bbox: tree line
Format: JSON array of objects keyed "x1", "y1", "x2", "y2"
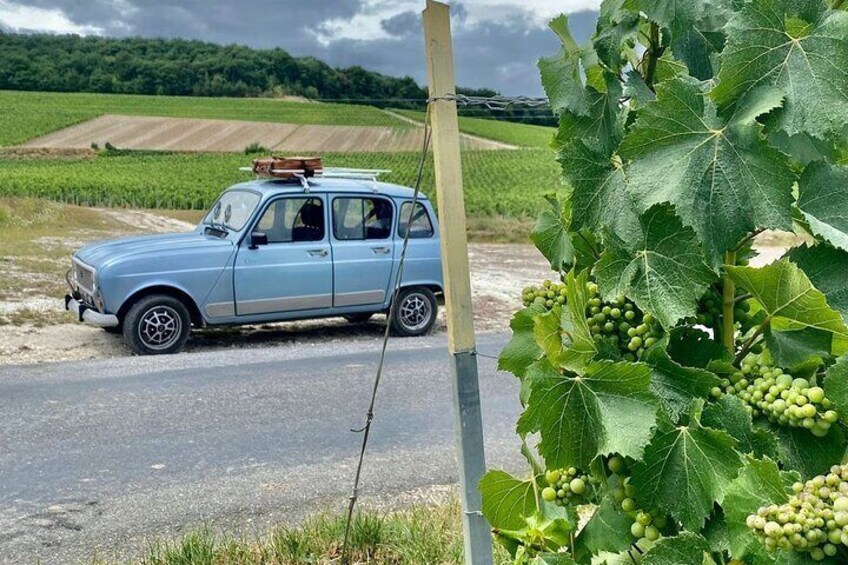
[{"x1": 0, "y1": 32, "x2": 554, "y2": 125}]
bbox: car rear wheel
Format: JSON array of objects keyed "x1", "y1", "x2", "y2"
[
  {"x1": 123, "y1": 294, "x2": 191, "y2": 355},
  {"x1": 390, "y1": 287, "x2": 437, "y2": 337}
]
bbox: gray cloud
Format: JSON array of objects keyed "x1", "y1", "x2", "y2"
[
  {"x1": 2, "y1": 0, "x2": 598, "y2": 96},
  {"x1": 381, "y1": 11, "x2": 419, "y2": 37}
]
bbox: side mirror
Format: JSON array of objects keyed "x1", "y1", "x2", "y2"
[{"x1": 249, "y1": 232, "x2": 268, "y2": 249}]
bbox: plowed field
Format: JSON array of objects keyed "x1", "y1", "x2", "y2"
[{"x1": 23, "y1": 114, "x2": 510, "y2": 153}]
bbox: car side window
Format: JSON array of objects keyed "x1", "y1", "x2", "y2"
[
  {"x1": 255, "y1": 197, "x2": 325, "y2": 243},
  {"x1": 398, "y1": 202, "x2": 435, "y2": 239},
  {"x1": 332, "y1": 197, "x2": 393, "y2": 240}
]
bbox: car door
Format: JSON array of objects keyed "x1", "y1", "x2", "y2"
[
  {"x1": 233, "y1": 196, "x2": 332, "y2": 315},
  {"x1": 330, "y1": 196, "x2": 395, "y2": 307}
]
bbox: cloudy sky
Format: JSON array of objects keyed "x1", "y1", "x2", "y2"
[{"x1": 0, "y1": 0, "x2": 600, "y2": 96}]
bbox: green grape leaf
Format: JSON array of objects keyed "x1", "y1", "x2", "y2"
[
  {"x1": 764, "y1": 326, "x2": 832, "y2": 369},
  {"x1": 824, "y1": 356, "x2": 848, "y2": 425},
  {"x1": 702, "y1": 395, "x2": 778, "y2": 459},
  {"x1": 620, "y1": 77, "x2": 796, "y2": 266},
  {"x1": 797, "y1": 162, "x2": 848, "y2": 252},
  {"x1": 594, "y1": 204, "x2": 717, "y2": 328},
  {"x1": 727, "y1": 259, "x2": 848, "y2": 340},
  {"x1": 594, "y1": 7, "x2": 641, "y2": 71},
  {"x1": 555, "y1": 73, "x2": 627, "y2": 156},
  {"x1": 655, "y1": 0, "x2": 734, "y2": 80},
  {"x1": 574, "y1": 497, "x2": 635, "y2": 558},
  {"x1": 479, "y1": 470, "x2": 537, "y2": 531},
  {"x1": 667, "y1": 327, "x2": 734, "y2": 369},
  {"x1": 723, "y1": 456, "x2": 790, "y2": 562},
  {"x1": 701, "y1": 508, "x2": 731, "y2": 555},
  {"x1": 641, "y1": 532, "x2": 711, "y2": 565},
  {"x1": 774, "y1": 424, "x2": 847, "y2": 477},
  {"x1": 643, "y1": 346, "x2": 722, "y2": 420},
  {"x1": 532, "y1": 194, "x2": 576, "y2": 271},
  {"x1": 788, "y1": 244, "x2": 848, "y2": 323},
  {"x1": 558, "y1": 141, "x2": 640, "y2": 240},
  {"x1": 518, "y1": 360, "x2": 657, "y2": 469},
  {"x1": 499, "y1": 304, "x2": 545, "y2": 379},
  {"x1": 631, "y1": 407, "x2": 743, "y2": 530},
  {"x1": 540, "y1": 15, "x2": 592, "y2": 116},
  {"x1": 623, "y1": 70, "x2": 655, "y2": 107},
  {"x1": 623, "y1": 0, "x2": 703, "y2": 40},
  {"x1": 558, "y1": 270, "x2": 600, "y2": 371},
  {"x1": 535, "y1": 305, "x2": 567, "y2": 365},
  {"x1": 713, "y1": 0, "x2": 848, "y2": 140}
]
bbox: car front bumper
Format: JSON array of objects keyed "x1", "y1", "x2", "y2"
[{"x1": 64, "y1": 295, "x2": 120, "y2": 328}]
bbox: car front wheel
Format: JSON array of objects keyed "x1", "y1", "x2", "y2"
[
  {"x1": 390, "y1": 287, "x2": 438, "y2": 337},
  {"x1": 123, "y1": 294, "x2": 192, "y2": 355}
]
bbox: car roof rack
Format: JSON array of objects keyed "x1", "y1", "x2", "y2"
[{"x1": 240, "y1": 164, "x2": 392, "y2": 192}]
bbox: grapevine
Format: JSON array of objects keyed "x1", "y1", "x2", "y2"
[{"x1": 481, "y1": 0, "x2": 848, "y2": 564}]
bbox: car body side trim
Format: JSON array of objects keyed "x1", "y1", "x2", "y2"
[
  {"x1": 334, "y1": 289, "x2": 386, "y2": 307},
  {"x1": 205, "y1": 302, "x2": 236, "y2": 318},
  {"x1": 236, "y1": 294, "x2": 332, "y2": 315}
]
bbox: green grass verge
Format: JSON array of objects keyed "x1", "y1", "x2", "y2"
[
  {"x1": 392, "y1": 109, "x2": 556, "y2": 148},
  {"x1": 91, "y1": 501, "x2": 512, "y2": 565},
  {"x1": 0, "y1": 149, "x2": 562, "y2": 218},
  {"x1": 0, "y1": 90, "x2": 409, "y2": 147}
]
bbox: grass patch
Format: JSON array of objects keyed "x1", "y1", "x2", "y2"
[
  {"x1": 91, "y1": 501, "x2": 512, "y2": 565},
  {"x1": 0, "y1": 149, "x2": 562, "y2": 219},
  {"x1": 0, "y1": 90, "x2": 409, "y2": 147},
  {"x1": 392, "y1": 109, "x2": 556, "y2": 148}
]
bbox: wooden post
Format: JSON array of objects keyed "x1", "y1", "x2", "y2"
[{"x1": 423, "y1": 2, "x2": 493, "y2": 564}]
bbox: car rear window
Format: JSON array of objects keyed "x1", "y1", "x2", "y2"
[
  {"x1": 332, "y1": 197, "x2": 393, "y2": 240},
  {"x1": 398, "y1": 202, "x2": 435, "y2": 239}
]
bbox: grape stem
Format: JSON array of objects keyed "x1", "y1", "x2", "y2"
[
  {"x1": 734, "y1": 228, "x2": 765, "y2": 252},
  {"x1": 735, "y1": 320, "x2": 769, "y2": 365},
  {"x1": 735, "y1": 293, "x2": 753, "y2": 305},
  {"x1": 722, "y1": 251, "x2": 737, "y2": 355},
  {"x1": 642, "y1": 22, "x2": 664, "y2": 90}
]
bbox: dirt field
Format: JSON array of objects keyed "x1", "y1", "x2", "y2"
[
  {"x1": 0, "y1": 203, "x2": 552, "y2": 365},
  {"x1": 22, "y1": 114, "x2": 511, "y2": 153}
]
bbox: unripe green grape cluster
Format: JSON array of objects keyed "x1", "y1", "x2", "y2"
[
  {"x1": 541, "y1": 467, "x2": 597, "y2": 506},
  {"x1": 585, "y1": 283, "x2": 664, "y2": 361},
  {"x1": 607, "y1": 456, "x2": 667, "y2": 545},
  {"x1": 748, "y1": 464, "x2": 848, "y2": 560},
  {"x1": 717, "y1": 354, "x2": 838, "y2": 437},
  {"x1": 522, "y1": 280, "x2": 567, "y2": 309},
  {"x1": 522, "y1": 280, "x2": 664, "y2": 361}
]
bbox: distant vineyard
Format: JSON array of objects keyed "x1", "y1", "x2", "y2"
[
  {"x1": 392, "y1": 109, "x2": 555, "y2": 148},
  {"x1": 0, "y1": 90, "x2": 408, "y2": 147},
  {"x1": 0, "y1": 149, "x2": 561, "y2": 218}
]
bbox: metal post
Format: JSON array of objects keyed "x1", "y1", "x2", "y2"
[{"x1": 423, "y1": 2, "x2": 493, "y2": 564}]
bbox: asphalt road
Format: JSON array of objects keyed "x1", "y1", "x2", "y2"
[{"x1": 0, "y1": 331, "x2": 524, "y2": 565}]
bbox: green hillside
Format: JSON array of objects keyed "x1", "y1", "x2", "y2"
[{"x1": 0, "y1": 90, "x2": 407, "y2": 147}]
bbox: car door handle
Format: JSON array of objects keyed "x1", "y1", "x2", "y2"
[
  {"x1": 307, "y1": 249, "x2": 328, "y2": 257},
  {"x1": 371, "y1": 246, "x2": 391, "y2": 255}
]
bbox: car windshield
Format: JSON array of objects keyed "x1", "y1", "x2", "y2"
[{"x1": 203, "y1": 190, "x2": 261, "y2": 231}]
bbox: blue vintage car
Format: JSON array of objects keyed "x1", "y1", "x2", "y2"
[{"x1": 65, "y1": 174, "x2": 444, "y2": 355}]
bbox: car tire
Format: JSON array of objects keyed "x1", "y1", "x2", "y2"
[
  {"x1": 390, "y1": 287, "x2": 438, "y2": 337},
  {"x1": 344, "y1": 313, "x2": 374, "y2": 324},
  {"x1": 123, "y1": 294, "x2": 192, "y2": 355}
]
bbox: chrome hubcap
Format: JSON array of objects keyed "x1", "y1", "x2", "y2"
[
  {"x1": 399, "y1": 293, "x2": 431, "y2": 331},
  {"x1": 138, "y1": 306, "x2": 182, "y2": 350}
]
